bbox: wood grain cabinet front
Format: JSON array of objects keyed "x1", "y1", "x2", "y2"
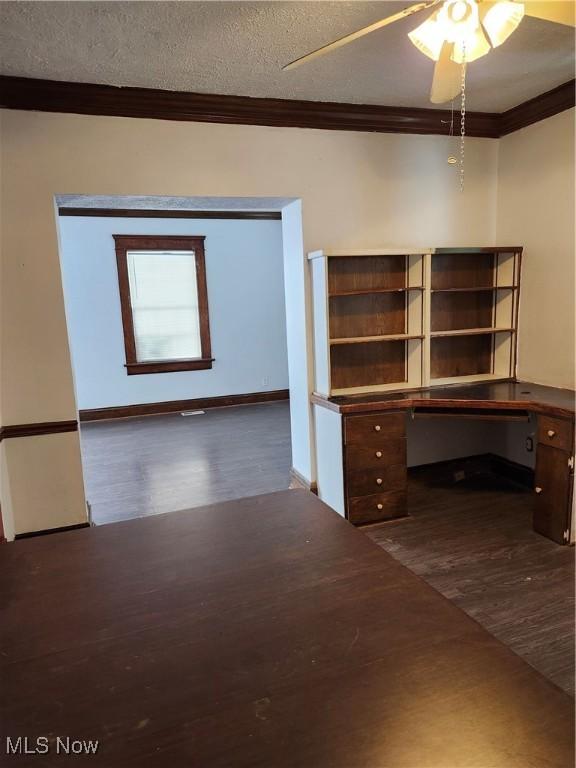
[
  {"x1": 344, "y1": 411, "x2": 409, "y2": 525},
  {"x1": 345, "y1": 412, "x2": 406, "y2": 445},
  {"x1": 537, "y1": 415, "x2": 574, "y2": 453},
  {"x1": 345, "y1": 440, "x2": 407, "y2": 471},
  {"x1": 346, "y1": 465, "x2": 407, "y2": 497},
  {"x1": 348, "y1": 491, "x2": 407, "y2": 525},
  {"x1": 534, "y1": 442, "x2": 573, "y2": 544}
]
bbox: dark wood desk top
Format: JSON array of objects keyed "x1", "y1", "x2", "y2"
[
  {"x1": 313, "y1": 380, "x2": 576, "y2": 418},
  {"x1": 1, "y1": 490, "x2": 573, "y2": 767}
]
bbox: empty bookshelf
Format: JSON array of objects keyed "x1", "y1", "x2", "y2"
[{"x1": 309, "y1": 246, "x2": 522, "y2": 396}]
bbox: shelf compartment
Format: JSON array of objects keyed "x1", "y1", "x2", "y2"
[
  {"x1": 430, "y1": 334, "x2": 493, "y2": 379},
  {"x1": 329, "y1": 292, "x2": 406, "y2": 339},
  {"x1": 328, "y1": 255, "x2": 406, "y2": 294},
  {"x1": 431, "y1": 252, "x2": 495, "y2": 290},
  {"x1": 431, "y1": 290, "x2": 494, "y2": 332},
  {"x1": 330, "y1": 334, "x2": 423, "y2": 345},
  {"x1": 331, "y1": 339, "x2": 406, "y2": 391},
  {"x1": 430, "y1": 328, "x2": 515, "y2": 337}
]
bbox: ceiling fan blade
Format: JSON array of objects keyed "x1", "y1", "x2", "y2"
[
  {"x1": 283, "y1": 1, "x2": 440, "y2": 71},
  {"x1": 430, "y1": 42, "x2": 462, "y2": 104},
  {"x1": 524, "y1": 1, "x2": 575, "y2": 26}
]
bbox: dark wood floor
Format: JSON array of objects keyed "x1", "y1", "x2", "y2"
[
  {"x1": 366, "y1": 469, "x2": 575, "y2": 696},
  {"x1": 80, "y1": 403, "x2": 574, "y2": 696},
  {"x1": 3, "y1": 491, "x2": 573, "y2": 767},
  {"x1": 80, "y1": 401, "x2": 292, "y2": 525}
]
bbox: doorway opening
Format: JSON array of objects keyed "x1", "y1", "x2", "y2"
[{"x1": 56, "y1": 194, "x2": 307, "y2": 525}]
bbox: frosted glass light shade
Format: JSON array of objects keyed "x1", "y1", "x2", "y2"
[
  {"x1": 408, "y1": 12, "x2": 445, "y2": 61},
  {"x1": 482, "y1": 1, "x2": 525, "y2": 47},
  {"x1": 437, "y1": 0, "x2": 480, "y2": 41}
]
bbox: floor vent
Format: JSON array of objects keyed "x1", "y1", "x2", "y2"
[{"x1": 180, "y1": 410, "x2": 206, "y2": 416}]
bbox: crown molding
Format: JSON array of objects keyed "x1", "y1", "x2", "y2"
[
  {"x1": 499, "y1": 80, "x2": 575, "y2": 136},
  {"x1": 0, "y1": 76, "x2": 573, "y2": 138},
  {"x1": 0, "y1": 75, "x2": 500, "y2": 137}
]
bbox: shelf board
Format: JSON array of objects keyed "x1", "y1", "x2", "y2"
[
  {"x1": 431, "y1": 328, "x2": 515, "y2": 338},
  {"x1": 331, "y1": 382, "x2": 413, "y2": 396},
  {"x1": 431, "y1": 286, "x2": 517, "y2": 293},
  {"x1": 429, "y1": 374, "x2": 513, "y2": 387},
  {"x1": 329, "y1": 286, "x2": 424, "y2": 297},
  {"x1": 330, "y1": 333, "x2": 423, "y2": 345}
]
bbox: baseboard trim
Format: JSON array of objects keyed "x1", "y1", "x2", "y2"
[
  {"x1": 15, "y1": 522, "x2": 91, "y2": 540},
  {"x1": 0, "y1": 420, "x2": 78, "y2": 441},
  {"x1": 488, "y1": 454, "x2": 534, "y2": 489},
  {"x1": 289, "y1": 467, "x2": 318, "y2": 495},
  {"x1": 79, "y1": 390, "x2": 290, "y2": 422},
  {"x1": 410, "y1": 452, "x2": 534, "y2": 488}
]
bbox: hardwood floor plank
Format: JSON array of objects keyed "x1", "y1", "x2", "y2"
[
  {"x1": 0, "y1": 491, "x2": 573, "y2": 767},
  {"x1": 80, "y1": 401, "x2": 292, "y2": 524},
  {"x1": 365, "y1": 469, "x2": 575, "y2": 695},
  {"x1": 80, "y1": 402, "x2": 573, "y2": 696}
]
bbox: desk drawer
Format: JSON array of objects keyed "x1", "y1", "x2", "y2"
[
  {"x1": 345, "y1": 412, "x2": 406, "y2": 446},
  {"x1": 346, "y1": 439, "x2": 407, "y2": 471},
  {"x1": 347, "y1": 465, "x2": 407, "y2": 497},
  {"x1": 348, "y1": 491, "x2": 407, "y2": 525},
  {"x1": 537, "y1": 416, "x2": 574, "y2": 453}
]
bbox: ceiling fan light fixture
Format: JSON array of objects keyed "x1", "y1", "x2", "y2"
[
  {"x1": 451, "y1": 25, "x2": 492, "y2": 62},
  {"x1": 437, "y1": 0, "x2": 480, "y2": 42},
  {"x1": 408, "y1": 13, "x2": 445, "y2": 61},
  {"x1": 481, "y1": 0, "x2": 525, "y2": 47}
]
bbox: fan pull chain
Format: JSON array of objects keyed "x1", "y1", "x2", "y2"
[{"x1": 460, "y1": 44, "x2": 467, "y2": 193}]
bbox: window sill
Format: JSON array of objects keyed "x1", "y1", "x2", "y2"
[{"x1": 125, "y1": 358, "x2": 214, "y2": 375}]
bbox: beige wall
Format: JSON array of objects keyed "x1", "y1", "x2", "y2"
[
  {"x1": 0, "y1": 108, "x2": 499, "y2": 535},
  {"x1": 497, "y1": 108, "x2": 575, "y2": 390},
  {"x1": 0, "y1": 106, "x2": 572, "y2": 536}
]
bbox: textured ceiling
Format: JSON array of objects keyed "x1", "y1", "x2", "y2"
[{"x1": 1, "y1": 1, "x2": 574, "y2": 112}]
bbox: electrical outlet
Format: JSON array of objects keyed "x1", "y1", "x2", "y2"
[
  {"x1": 262, "y1": 376, "x2": 270, "y2": 387},
  {"x1": 525, "y1": 437, "x2": 534, "y2": 453}
]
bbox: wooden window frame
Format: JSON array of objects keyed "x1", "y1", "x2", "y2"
[{"x1": 113, "y1": 235, "x2": 213, "y2": 375}]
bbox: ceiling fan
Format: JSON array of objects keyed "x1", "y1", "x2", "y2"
[{"x1": 283, "y1": 1, "x2": 576, "y2": 104}]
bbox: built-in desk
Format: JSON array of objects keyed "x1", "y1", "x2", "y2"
[{"x1": 312, "y1": 381, "x2": 575, "y2": 544}]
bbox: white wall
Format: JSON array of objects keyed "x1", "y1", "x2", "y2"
[
  {"x1": 57, "y1": 215, "x2": 288, "y2": 409},
  {"x1": 497, "y1": 108, "x2": 576, "y2": 390},
  {"x1": 281, "y1": 201, "x2": 314, "y2": 481}
]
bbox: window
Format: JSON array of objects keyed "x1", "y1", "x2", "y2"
[{"x1": 114, "y1": 235, "x2": 212, "y2": 374}]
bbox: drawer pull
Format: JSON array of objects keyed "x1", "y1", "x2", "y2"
[
  {"x1": 547, "y1": 430, "x2": 556, "y2": 438},
  {"x1": 535, "y1": 486, "x2": 543, "y2": 494},
  {"x1": 376, "y1": 478, "x2": 383, "y2": 485},
  {"x1": 377, "y1": 503, "x2": 383, "y2": 510},
  {"x1": 374, "y1": 425, "x2": 381, "y2": 432},
  {"x1": 375, "y1": 451, "x2": 383, "y2": 458}
]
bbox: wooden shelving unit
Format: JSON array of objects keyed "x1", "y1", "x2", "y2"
[
  {"x1": 309, "y1": 247, "x2": 522, "y2": 396},
  {"x1": 309, "y1": 250, "x2": 428, "y2": 396},
  {"x1": 429, "y1": 248, "x2": 522, "y2": 386}
]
